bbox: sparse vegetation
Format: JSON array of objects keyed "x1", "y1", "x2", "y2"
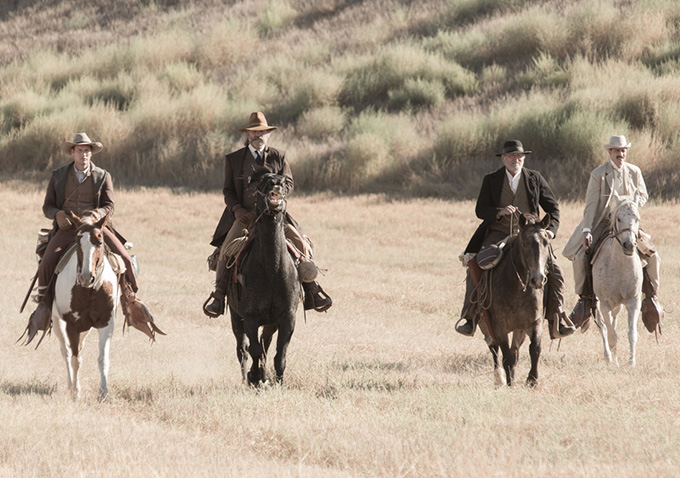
[{"x1": 1, "y1": 0, "x2": 680, "y2": 198}]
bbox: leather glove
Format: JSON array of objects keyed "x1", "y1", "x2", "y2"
[
  {"x1": 234, "y1": 207, "x2": 250, "y2": 224},
  {"x1": 55, "y1": 210, "x2": 73, "y2": 230},
  {"x1": 582, "y1": 232, "x2": 593, "y2": 250}
]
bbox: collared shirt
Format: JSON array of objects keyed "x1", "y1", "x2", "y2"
[
  {"x1": 248, "y1": 145, "x2": 264, "y2": 164},
  {"x1": 74, "y1": 163, "x2": 90, "y2": 184},
  {"x1": 506, "y1": 168, "x2": 522, "y2": 194}
]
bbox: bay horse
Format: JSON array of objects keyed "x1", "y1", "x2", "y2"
[
  {"x1": 592, "y1": 195, "x2": 643, "y2": 366},
  {"x1": 53, "y1": 212, "x2": 119, "y2": 400},
  {"x1": 226, "y1": 172, "x2": 301, "y2": 386},
  {"x1": 476, "y1": 214, "x2": 552, "y2": 386}
]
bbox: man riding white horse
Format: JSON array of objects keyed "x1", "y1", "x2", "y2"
[
  {"x1": 562, "y1": 135, "x2": 662, "y2": 331},
  {"x1": 21, "y1": 133, "x2": 163, "y2": 344}
]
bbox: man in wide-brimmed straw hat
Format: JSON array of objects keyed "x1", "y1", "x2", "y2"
[
  {"x1": 203, "y1": 112, "x2": 332, "y2": 317},
  {"x1": 562, "y1": 135, "x2": 661, "y2": 330},
  {"x1": 455, "y1": 139, "x2": 575, "y2": 339},
  {"x1": 21, "y1": 133, "x2": 164, "y2": 345}
]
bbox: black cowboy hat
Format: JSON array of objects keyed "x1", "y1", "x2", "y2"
[{"x1": 495, "y1": 139, "x2": 532, "y2": 157}]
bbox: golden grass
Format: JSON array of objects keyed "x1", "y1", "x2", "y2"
[{"x1": 1, "y1": 183, "x2": 679, "y2": 477}]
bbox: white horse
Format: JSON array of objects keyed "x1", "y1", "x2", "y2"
[
  {"x1": 592, "y1": 194, "x2": 643, "y2": 366},
  {"x1": 52, "y1": 212, "x2": 119, "y2": 400}
]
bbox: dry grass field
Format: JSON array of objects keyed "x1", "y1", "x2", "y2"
[{"x1": 1, "y1": 183, "x2": 679, "y2": 477}]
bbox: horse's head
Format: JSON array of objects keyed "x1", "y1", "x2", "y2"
[
  {"x1": 517, "y1": 213, "x2": 552, "y2": 290},
  {"x1": 609, "y1": 194, "x2": 640, "y2": 256},
  {"x1": 71, "y1": 212, "x2": 110, "y2": 288},
  {"x1": 250, "y1": 171, "x2": 290, "y2": 216}
]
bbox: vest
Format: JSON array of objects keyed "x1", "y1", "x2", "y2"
[
  {"x1": 62, "y1": 168, "x2": 97, "y2": 217},
  {"x1": 489, "y1": 172, "x2": 531, "y2": 235}
]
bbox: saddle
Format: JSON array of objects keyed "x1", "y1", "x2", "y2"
[
  {"x1": 476, "y1": 235, "x2": 510, "y2": 270},
  {"x1": 641, "y1": 268, "x2": 664, "y2": 334}
]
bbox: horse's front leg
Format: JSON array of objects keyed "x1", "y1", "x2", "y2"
[
  {"x1": 626, "y1": 300, "x2": 641, "y2": 367},
  {"x1": 598, "y1": 304, "x2": 618, "y2": 366},
  {"x1": 488, "y1": 343, "x2": 505, "y2": 387},
  {"x1": 244, "y1": 318, "x2": 265, "y2": 386},
  {"x1": 498, "y1": 338, "x2": 515, "y2": 386},
  {"x1": 53, "y1": 316, "x2": 76, "y2": 395},
  {"x1": 230, "y1": 310, "x2": 249, "y2": 382},
  {"x1": 273, "y1": 316, "x2": 295, "y2": 383},
  {"x1": 97, "y1": 319, "x2": 114, "y2": 401},
  {"x1": 526, "y1": 324, "x2": 541, "y2": 387}
]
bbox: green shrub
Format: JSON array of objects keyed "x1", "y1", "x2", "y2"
[
  {"x1": 259, "y1": 0, "x2": 297, "y2": 35},
  {"x1": 297, "y1": 106, "x2": 346, "y2": 140},
  {"x1": 387, "y1": 78, "x2": 446, "y2": 111}
]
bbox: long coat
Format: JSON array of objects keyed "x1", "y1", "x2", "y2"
[
  {"x1": 210, "y1": 145, "x2": 293, "y2": 247},
  {"x1": 464, "y1": 167, "x2": 560, "y2": 254},
  {"x1": 562, "y1": 160, "x2": 647, "y2": 260}
]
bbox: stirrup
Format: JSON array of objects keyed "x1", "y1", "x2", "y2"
[
  {"x1": 550, "y1": 312, "x2": 576, "y2": 339},
  {"x1": 202, "y1": 292, "x2": 225, "y2": 318},
  {"x1": 312, "y1": 287, "x2": 332, "y2": 312},
  {"x1": 455, "y1": 317, "x2": 476, "y2": 337}
]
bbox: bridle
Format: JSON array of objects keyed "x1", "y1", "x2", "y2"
[
  {"x1": 611, "y1": 200, "x2": 640, "y2": 251},
  {"x1": 253, "y1": 178, "x2": 287, "y2": 223}
]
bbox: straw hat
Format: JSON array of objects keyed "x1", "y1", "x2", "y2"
[{"x1": 604, "y1": 135, "x2": 631, "y2": 150}]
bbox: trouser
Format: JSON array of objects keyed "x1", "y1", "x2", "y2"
[
  {"x1": 571, "y1": 247, "x2": 660, "y2": 295},
  {"x1": 38, "y1": 227, "x2": 138, "y2": 301}
]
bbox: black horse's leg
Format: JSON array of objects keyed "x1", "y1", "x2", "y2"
[
  {"x1": 244, "y1": 318, "x2": 265, "y2": 385},
  {"x1": 274, "y1": 315, "x2": 295, "y2": 383},
  {"x1": 499, "y1": 339, "x2": 515, "y2": 386},
  {"x1": 527, "y1": 325, "x2": 541, "y2": 387},
  {"x1": 230, "y1": 309, "x2": 249, "y2": 382}
]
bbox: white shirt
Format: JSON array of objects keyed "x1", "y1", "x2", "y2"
[
  {"x1": 505, "y1": 168, "x2": 522, "y2": 194},
  {"x1": 74, "y1": 163, "x2": 90, "y2": 184},
  {"x1": 248, "y1": 145, "x2": 264, "y2": 161}
]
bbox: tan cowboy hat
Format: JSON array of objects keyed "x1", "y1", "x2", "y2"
[
  {"x1": 495, "y1": 139, "x2": 532, "y2": 157},
  {"x1": 604, "y1": 135, "x2": 631, "y2": 150},
  {"x1": 238, "y1": 112, "x2": 278, "y2": 132},
  {"x1": 61, "y1": 132, "x2": 103, "y2": 155}
]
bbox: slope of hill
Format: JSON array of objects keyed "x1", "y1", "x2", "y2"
[{"x1": 0, "y1": 0, "x2": 678, "y2": 199}]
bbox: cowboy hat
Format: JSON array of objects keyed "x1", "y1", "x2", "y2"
[
  {"x1": 604, "y1": 135, "x2": 631, "y2": 150},
  {"x1": 61, "y1": 133, "x2": 103, "y2": 155},
  {"x1": 496, "y1": 139, "x2": 532, "y2": 157},
  {"x1": 238, "y1": 112, "x2": 278, "y2": 132}
]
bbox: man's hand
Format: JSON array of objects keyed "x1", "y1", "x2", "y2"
[
  {"x1": 497, "y1": 205, "x2": 518, "y2": 218},
  {"x1": 582, "y1": 231, "x2": 593, "y2": 250},
  {"x1": 234, "y1": 206, "x2": 250, "y2": 224},
  {"x1": 55, "y1": 210, "x2": 73, "y2": 230}
]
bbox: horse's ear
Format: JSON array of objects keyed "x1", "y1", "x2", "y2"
[
  {"x1": 69, "y1": 211, "x2": 83, "y2": 229},
  {"x1": 519, "y1": 214, "x2": 528, "y2": 228},
  {"x1": 95, "y1": 211, "x2": 111, "y2": 229},
  {"x1": 540, "y1": 213, "x2": 551, "y2": 229}
]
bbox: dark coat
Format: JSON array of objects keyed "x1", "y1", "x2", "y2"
[
  {"x1": 42, "y1": 161, "x2": 124, "y2": 241},
  {"x1": 43, "y1": 161, "x2": 114, "y2": 222},
  {"x1": 211, "y1": 145, "x2": 293, "y2": 247},
  {"x1": 464, "y1": 167, "x2": 560, "y2": 254}
]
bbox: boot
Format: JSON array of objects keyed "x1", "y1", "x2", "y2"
[
  {"x1": 19, "y1": 301, "x2": 52, "y2": 347},
  {"x1": 548, "y1": 310, "x2": 576, "y2": 340},
  {"x1": 303, "y1": 281, "x2": 332, "y2": 312},
  {"x1": 120, "y1": 282, "x2": 165, "y2": 341},
  {"x1": 203, "y1": 259, "x2": 228, "y2": 318},
  {"x1": 568, "y1": 295, "x2": 593, "y2": 331},
  {"x1": 455, "y1": 317, "x2": 476, "y2": 337}
]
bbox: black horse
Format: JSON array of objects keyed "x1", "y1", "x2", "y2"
[
  {"x1": 477, "y1": 214, "x2": 552, "y2": 387},
  {"x1": 226, "y1": 172, "x2": 301, "y2": 386}
]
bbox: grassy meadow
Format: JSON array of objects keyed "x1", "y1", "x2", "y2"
[
  {"x1": 1, "y1": 0, "x2": 680, "y2": 199},
  {"x1": 1, "y1": 184, "x2": 679, "y2": 477}
]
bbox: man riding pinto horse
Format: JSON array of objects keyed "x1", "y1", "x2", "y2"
[
  {"x1": 456, "y1": 140, "x2": 575, "y2": 340},
  {"x1": 21, "y1": 133, "x2": 163, "y2": 345},
  {"x1": 203, "y1": 112, "x2": 332, "y2": 318}
]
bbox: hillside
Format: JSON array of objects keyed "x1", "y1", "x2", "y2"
[{"x1": 0, "y1": 0, "x2": 679, "y2": 199}]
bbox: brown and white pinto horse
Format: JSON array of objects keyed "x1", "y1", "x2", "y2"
[{"x1": 53, "y1": 212, "x2": 119, "y2": 400}]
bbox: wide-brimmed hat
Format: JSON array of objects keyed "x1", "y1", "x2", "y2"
[
  {"x1": 61, "y1": 133, "x2": 103, "y2": 155},
  {"x1": 238, "y1": 112, "x2": 278, "y2": 132},
  {"x1": 604, "y1": 135, "x2": 631, "y2": 150},
  {"x1": 496, "y1": 139, "x2": 532, "y2": 157}
]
